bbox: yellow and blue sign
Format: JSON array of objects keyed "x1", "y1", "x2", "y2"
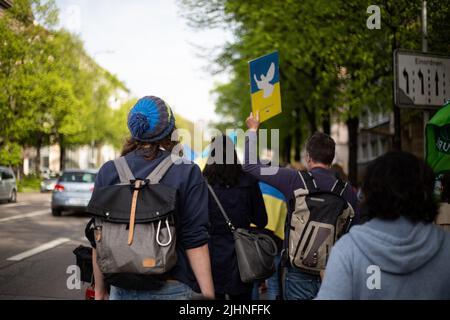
[{"x1": 249, "y1": 51, "x2": 282, "y2": 123}]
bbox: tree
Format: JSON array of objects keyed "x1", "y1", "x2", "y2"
[
  {"x1": 180, "y1": 0, "x2": 450, "y2": 184},
  {"x1": 0, "y1": 0, "x2": 129, "y2": 173}
]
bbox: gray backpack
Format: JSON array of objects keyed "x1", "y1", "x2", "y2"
[
  {"x1": 87, "y1": 155, "x2": 178, "y2": 275},
  {"x1": 288, "y1": 171, "x2": 355, "y2": 275}
]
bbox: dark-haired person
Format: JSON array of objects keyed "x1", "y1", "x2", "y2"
[
  {"x1": 86, "y1": 96, "x2": 214, "y2": 300},
  {"x1": 243, "y1": 112, "x2": 359, "y2": 300},
  {"x1": 317, "y1": 151, "x2": 450, "y2": 299},
  {"x1": 204, "y1": 135, "x2": 268, "y2": 300}
]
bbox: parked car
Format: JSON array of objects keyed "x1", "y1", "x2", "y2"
[
  {"x1": 41, "y1": 177, "x2": 58, "y2": 193},
  {"x1": 0, "y1": 167, "x2": 17, "y2": 203},
  {"x1": 51, "y1": 169, "x2": 97, "y2": 216}
]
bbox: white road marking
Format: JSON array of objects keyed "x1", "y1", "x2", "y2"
[
  {"x1": 6, "y1": 238, "x2": 71, "y2": 261},
  {"x1": 0, "y1": 202, "x2": 31, "y2": 209},
  {"x1": 0, "y1": 210, "x2": 49, "y2": 223}
]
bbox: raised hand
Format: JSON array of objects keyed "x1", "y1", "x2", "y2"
[{"x1": 246, "y1": 111, "x2": 260, "y2": 132}]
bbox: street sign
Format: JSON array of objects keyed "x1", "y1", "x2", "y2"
[
  {"x1": 249, "y1": 51, "x2": 282, "y2": 123},
  {"x1": 394, "y1": 50, "x2": 450, "y2": 108}
]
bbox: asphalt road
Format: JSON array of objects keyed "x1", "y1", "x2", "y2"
[{"x1": 0, "y1": 193, "x2": 91, "y2": 300}]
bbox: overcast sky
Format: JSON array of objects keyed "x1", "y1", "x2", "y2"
[{"x1": 54, "y1": 0, "x2": 230, "y2": 123}]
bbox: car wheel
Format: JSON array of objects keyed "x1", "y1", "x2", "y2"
[
  {"x1": 52, "y1": 209, "x2": 62, "y2": 217},
  {"x1": 8, "y1": 190, "x2": 17, "y2": 203}
]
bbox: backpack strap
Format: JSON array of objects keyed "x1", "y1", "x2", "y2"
[
  {"x1": 146, "y1": 154, "x2": 178, "y2": 184},
  {"x1": 298, "y1": 171, "x2": 318, "y2": 192},
  {"x1": 113, "y1": 157, "x2": 135, "y2": 184},
  {"x1": 331, "y1": 178, "x2": 348, "y2": 196}
]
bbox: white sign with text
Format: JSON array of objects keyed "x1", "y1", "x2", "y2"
[{"x1": 395, "y1": 50, "x2": 450, "y2": 108}]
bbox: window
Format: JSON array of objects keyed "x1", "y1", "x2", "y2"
[
  {"x1": 370, "y1": 139, "x2": 379, "y2": 159},
  {"x1": 360, "y1": 110, "x2": 369, "y2": 128},
  {"x1": 42, "y1": 156, "x2": 50, "y2": 169},
  {"x1": 362, "y1": 143, "x2": 369, "y2": 161},
  {"x1": 380, "y1": 137, "x2": 389, "y2": 155},
  {"x1": 60, "y1": 172, "x2": 96, "y2": 183},
  {"x1": 1, "y1": 170, "x2": 13, "y2": 180}
]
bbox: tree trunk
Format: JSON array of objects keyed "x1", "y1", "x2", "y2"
[
  {"x1": 393, "y1": 105, "x2": 402, "y2": 150},
  {"x1": 35, "y1": 140, "x2": 42, "y2": 176},
  {"x1": 294, "y1": 132, "x2": 301, "y2": 162},
  {"x1": 294, "y1": 108, "x2": 302, "y2": 162},
  {"x1": 346, "y1": 117, "x2": 359, "y2": 186},
  {"x1": 392, "y1": 29, "x2": 402, "y2": 150},
  {"x1": 59, "y1": 135, "x2": 65, "y2": 172},
  {"x1": 96, "y1": 142, "x2": 102, "y2": 168},
  {"x1": 283, "y1": 134, "x2": 292, "y2": 164},
  {"x1": 322, "y1": 113, "x2": 331, "y2": 135},
  {"x1": 304, "y1": 108, "x2": 317, "y2": 134}
]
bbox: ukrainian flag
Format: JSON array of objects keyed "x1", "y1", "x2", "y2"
[{"x1": 258, "y1": 182, "x2": 287, "y2": 240}]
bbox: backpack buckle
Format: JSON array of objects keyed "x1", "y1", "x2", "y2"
[{"x1": 130, "y1": 179, "x2": 150, "y2": 190}]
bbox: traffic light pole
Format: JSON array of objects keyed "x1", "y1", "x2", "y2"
[{"x1": 422, "y1": 1, "x2": 430, "y2": 156}]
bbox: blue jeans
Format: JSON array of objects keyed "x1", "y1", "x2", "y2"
[
  {"x1": 110, "y1": 280, "x2": 197, "y2": 300},
  {"x1": 266, "y1": 255, "x2": 282, "y2": 300},
  {"x1": 283, "y1": 267, "x2": 321, "y2": 300}
]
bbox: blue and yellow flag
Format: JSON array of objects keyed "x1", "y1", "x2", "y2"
[
  {"x1": 249, "y1": 52, "x2": 282, "y2": 123},
  {"x1": 258, "y1": 182, "x2": 287, "y2": 240}
]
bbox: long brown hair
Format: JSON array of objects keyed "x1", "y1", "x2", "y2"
[{"x1": 121, "y1": 129, "x2": 182, "y2": 161}]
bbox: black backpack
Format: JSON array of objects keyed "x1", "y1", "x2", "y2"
[
  {"x1": 288, "y1": 171, "x2": 355, "y2": 275},
  {"x1": 87, "y1": 155, "x2": 178, "y2": 276}
]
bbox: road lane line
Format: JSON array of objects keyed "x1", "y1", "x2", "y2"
[
  {"x1": 0, "y1": 210, "x2": 50, "y2": 223},
  {"x1": 6, "y1": 238, "x2": 71, "y2": 261}
]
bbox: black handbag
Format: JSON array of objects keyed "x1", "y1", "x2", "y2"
[
  {"x1": 73, "y1": 245, "x2": 93, "y2": 283},
  {"x1": 207, "y1": 184, "x2": 278, "y2": 283}
]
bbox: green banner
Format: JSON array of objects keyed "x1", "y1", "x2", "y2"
[{"x1": 426, "y1": 100, "x2": 450, "y2": 174}]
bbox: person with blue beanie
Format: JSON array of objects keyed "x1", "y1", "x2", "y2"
[
  {"x1": 127, "y1": 95, "x2": 176, "y2": 143},
  {"x1": 87, "y1": 96, "x2": 215, "y2": 300}
]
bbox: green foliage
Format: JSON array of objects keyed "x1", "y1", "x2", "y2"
[
  {"x1": 180, "y1": 0, "x2": 450, "y2": 161},
  {"x1": 107, "y1": 99, "x2": 135, "y2": 149},
  {"x1": 0, "y1": 0, "x2": 129, "y2": 168},
  {"x1": 17, "y1": 174, "x2": 41, "y2": 192},
  {"x1": 0, "y1": 141, "x2": 22, "y2": 167}
]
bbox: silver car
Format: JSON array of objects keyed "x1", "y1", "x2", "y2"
[
  {"x1": 0, "y1": 167, "x2": 17, "y2": 203},
  {"x1": 41, "y1": 178, "x2": 58, "y2": 192},
  {"x1": 51, "y1": 169, "x2": 97, "y2": 216}
]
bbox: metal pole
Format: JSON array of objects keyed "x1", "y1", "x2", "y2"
[
  {"x1": 422, "y1": 1, "x2": 429, "y2": 157},
  {"x1": 393, "y1": 32, "x2": 401, "y2": 150},
  {"x1": 422, "y1": 1, "x2": 428, "y2": 53}
]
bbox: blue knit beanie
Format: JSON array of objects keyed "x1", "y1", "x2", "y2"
[{"x1": 127, "y1": 96, "x2": 176, "y2": 143}]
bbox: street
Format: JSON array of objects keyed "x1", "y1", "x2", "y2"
[{"x1": 0, "y1": 193, "x2": 91, "y2": 300}]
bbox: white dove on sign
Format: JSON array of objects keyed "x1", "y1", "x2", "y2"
[{"x1": 254, "y1": 62, "x2": 275, "y2": 98}]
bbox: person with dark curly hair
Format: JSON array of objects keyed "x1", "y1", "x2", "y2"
[{"x1": 317, "y1": 151, "x2": 450, "y2": 299}]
